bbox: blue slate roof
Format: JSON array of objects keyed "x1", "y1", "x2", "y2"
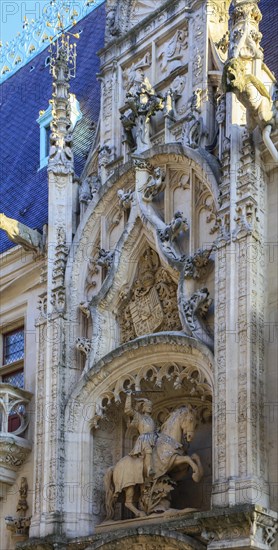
[
  {"x1": 0, "y1": 1, "x2": 277, "y2": 254},
  {"x1": 0, "y1": 3, "x2": 105, "y2": 254},
  {"x1": 260, "y1": 0, "x2": 278, "y2": 78}
]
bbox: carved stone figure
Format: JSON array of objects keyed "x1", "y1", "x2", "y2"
[
  {"x1": 222, "y1": 57, "x2": 277, "y2": 161},
  {"x1": 98, "y1": 144, "x2": 112, "y2": 168},
  {"x1": 159, "y1": 28, "x2": 188, "y2": 73},
  {"x1": 125, "y1": 393, "x2": 157, "y2": 479},
  {"x1": 105, "y1": 0, "x2": 119, "y2": 41},
  {"x1": 123, "y1": 53, "x2": 152, "y2": 94},
  {"x1": 143, "y1": 167, "x2": 165, "y2": 201},
  {"x1": 222, "y1": 58, "x2": 273, "y2": 132},
  {"x1": 171, "y1": 75, "x2": 186, "y2": 98},
  {"x1": 229, "y1": 1, "x2": 263, "y2": 60},
  {"x1": 159, "y1": 211, "x2": 189, "y2": 243},
  {"x1": 183, "y1": 248, "x2": 213, "y2": 279},
  {"x1": 120, "y1": 74, "x2": 164, "y2": 153},
  {"x1": 79, "y1": 301, "x2": 91, "y2": 318},
  {"x1": 79, "y1": 177, "x2": 92, "y2": 204},
  {"x1": 117, "y1": 189, "x2": 133, "y2": 210},
  {"x1": 0, "y1": 213, "x2": 43, "y2": 253},
  {"x1": 182, "y1": 89, "x2": 206, "y2": 149},
  {"x1": 48, "y1": 131, "x2": 74, "y2": 175},
  {"x1": 5, "y1": 477, "x2": 31, "y2": 537},
  {"x1": 104, "y1": 404, "x2": 203, "y2": 519},
  {"x1": 97, "y1": 248, "x2": 114, "y2": 269},
  {"x1": 182, "y1": 287, "x2": 213, "y2": 333},
  {"x1": 76, "y1": 337, "x2": 92, "y2": 357}
]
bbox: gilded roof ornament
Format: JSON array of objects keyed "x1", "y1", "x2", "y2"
[{"x1": 0, "y1": 0, "x2": 105, "y2": 82}]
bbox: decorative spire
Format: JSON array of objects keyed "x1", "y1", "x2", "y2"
[{"x1": 48, "y1": 15, "x2": 77, "y2": 175}]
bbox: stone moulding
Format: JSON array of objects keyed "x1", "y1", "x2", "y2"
[{"x1": 16, "y1": 505, "x2": 278, "y2": 549}]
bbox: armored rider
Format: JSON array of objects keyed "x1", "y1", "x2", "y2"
[{"x1": 125, "y1": 392, "x2": 157, "y2": 479}]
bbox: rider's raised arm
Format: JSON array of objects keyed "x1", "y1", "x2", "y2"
[{"x1": 124, "y1": 392, "x2": 134, "y2": 418}]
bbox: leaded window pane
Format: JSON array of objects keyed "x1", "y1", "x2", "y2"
[
  {"x1": 3, "y1": 329, "x2": 24, "y2": 365},
  {"x1": 2, "y1": 369, "x2": 24, "y2": 389}
]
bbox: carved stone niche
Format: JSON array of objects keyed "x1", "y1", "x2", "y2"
[
  {"x1": 91, "y1": 389, "x2": 212, "y2": 527},
  {"x1": 117, "y1": 247, "x2": 181, "y2": 343}
]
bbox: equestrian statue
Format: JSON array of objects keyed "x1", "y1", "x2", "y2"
[{"x1": 104, "y1": 393, "x2": 203, "y2": 519}]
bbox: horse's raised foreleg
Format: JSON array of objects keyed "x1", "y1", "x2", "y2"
[
  {"x1": 124, "y1": 486, "x2": 146, "y2": 518},
  {"x1": 171, "y1": 454, "x2": 203, "y2": 482},
  {"x1": 191, "y1": 453, "x2": 204, "y2": 482}
]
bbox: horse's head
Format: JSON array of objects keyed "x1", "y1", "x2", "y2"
[{"x1": 180, "y1": 405, "x2": 198, "y2": 442}]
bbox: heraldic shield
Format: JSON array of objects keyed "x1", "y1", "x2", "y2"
[{"x1": 130, "y1": 286, "x2": 164, "y2": 336}]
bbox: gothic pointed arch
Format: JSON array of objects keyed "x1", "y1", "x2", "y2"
[{"x1": 64, "y1": 334, "x2": 213, "y2": 531}]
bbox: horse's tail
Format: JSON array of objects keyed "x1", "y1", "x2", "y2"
[{"x1": 104, "y1": 466, "x2": 117, "y2": 520}]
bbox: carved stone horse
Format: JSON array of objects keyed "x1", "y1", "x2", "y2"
[{"x1": 104, "y1": 405, "x2": 203, "y2": 519}]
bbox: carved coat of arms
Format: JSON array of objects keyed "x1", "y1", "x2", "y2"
[
  {"x1": 118, "y1": 248, "x2": 181, "y2": 342},
  {"x1": 130, "y1": 286, "x2": 164, "y2": 336}
]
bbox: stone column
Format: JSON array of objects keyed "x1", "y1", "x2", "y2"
[
  {"x1": 30, "y1": 33, "x2": 75, "y2": 538},
  {"x1": 212, "y1": 0, "x2": 269, "y2": 510}
]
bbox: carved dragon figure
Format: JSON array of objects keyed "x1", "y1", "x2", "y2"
[
  {"x1": 222, "y1": 57, "x2": 277, "y2": 162},
  {"x1": 0, "y1": 213, "x2": 43, "y2": 254}
]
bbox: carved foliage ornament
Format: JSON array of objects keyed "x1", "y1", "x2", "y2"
[
  {"x1": 91, "y1": 360, "x2": 212, "y2": 430},
  {"x1": 118, "y1": 248, "x2": 181, "y2": 342}
]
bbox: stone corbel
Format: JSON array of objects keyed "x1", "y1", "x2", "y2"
[{"x1": 0, "y1": 213, "x2": 44, "y2": 255}]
